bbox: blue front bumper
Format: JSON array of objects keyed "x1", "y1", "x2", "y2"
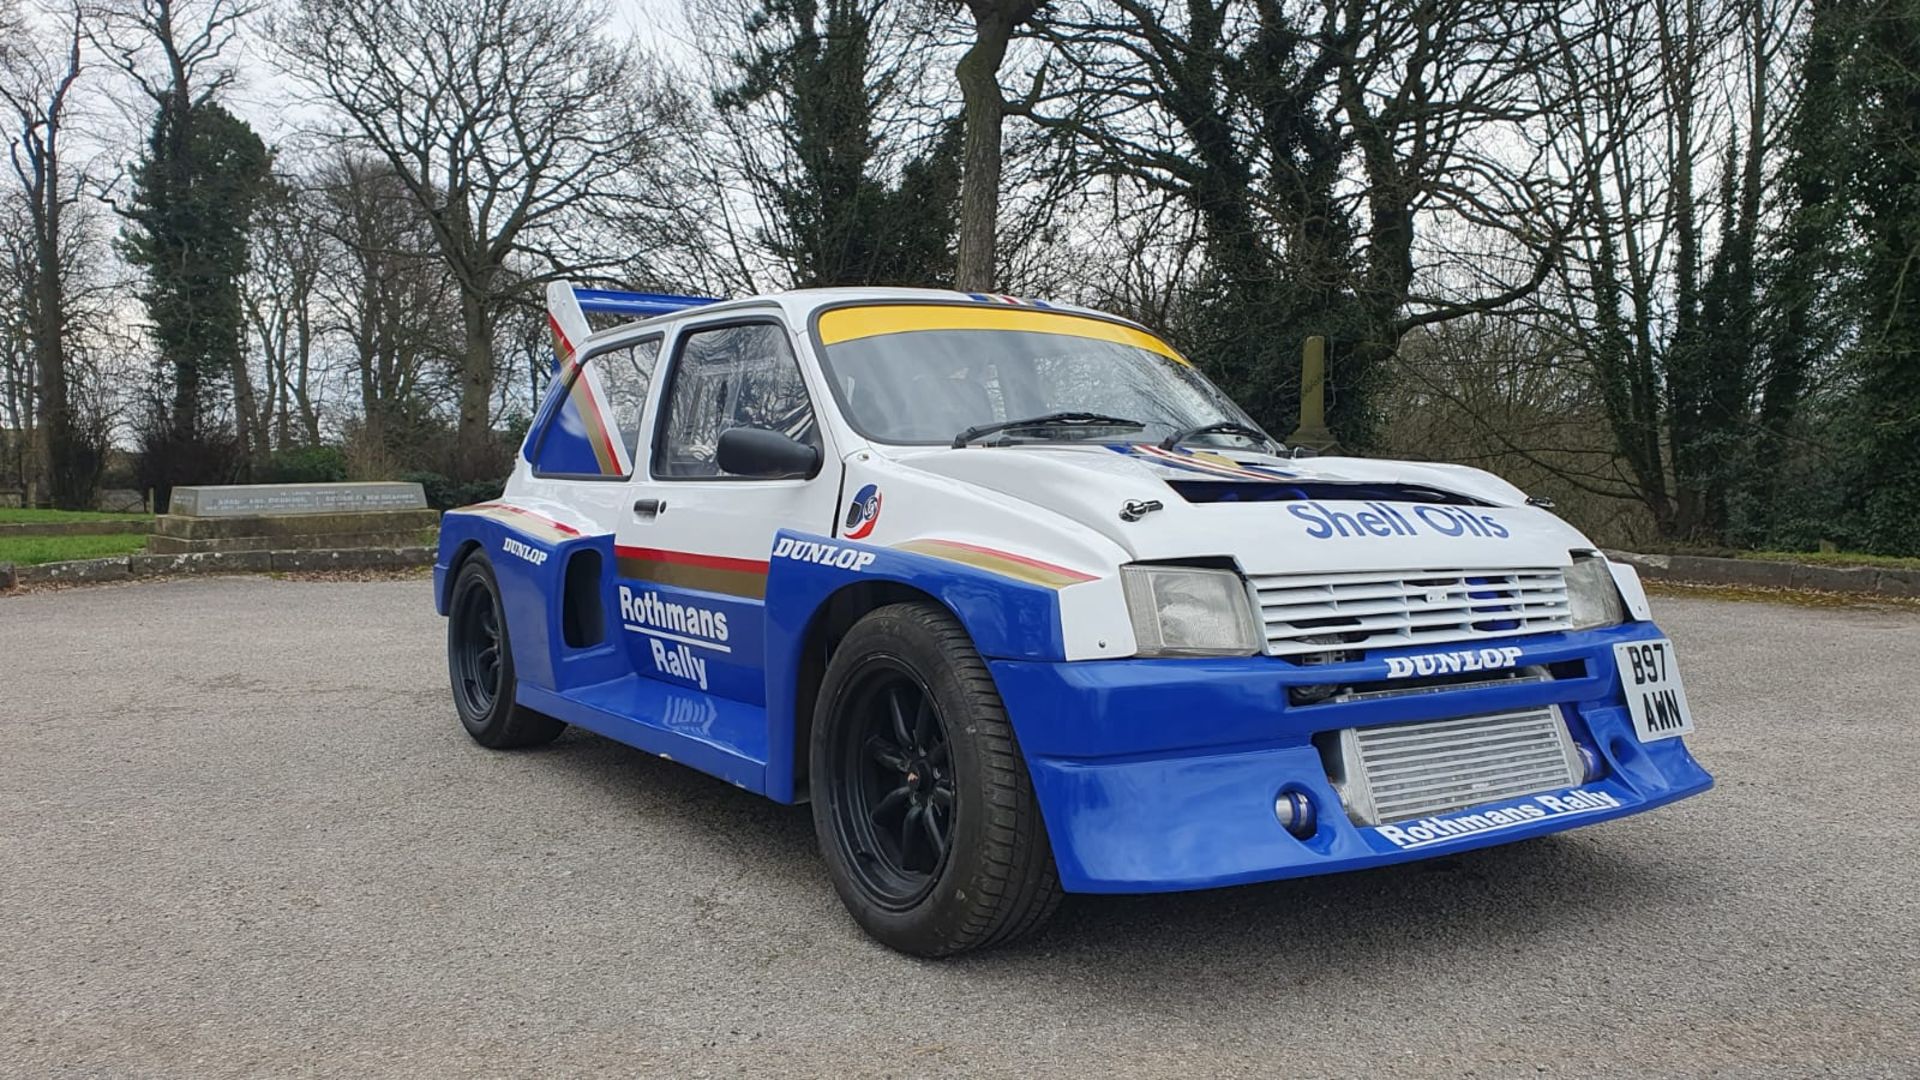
[{"x1": 990, "y1": 623, "x2": 1713, "y2": 894}]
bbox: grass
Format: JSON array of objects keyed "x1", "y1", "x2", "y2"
[
  {"x1": 1738, "y1": 549, "x2": 1920, "y2": 571},
  {"x1": 0, "y1": 508, "x2": 150, "y2": 524},
  {"x1": 0, "y1": 533, "x2": 149, "y2": 566},
  {"x1": 1639, "y1": 542, "x2": 1920, "y2": 572},
  {"x1": 1645, "y1": 579, "x2": 1920, "y2": 609}
]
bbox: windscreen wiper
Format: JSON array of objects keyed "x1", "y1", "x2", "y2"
[
  {"x1": 952, "y1": 412, "x2": 1145, "y2": 449},
  {"x1": 1158, "y1": 420, "x2": 1279, "y2": 452}
]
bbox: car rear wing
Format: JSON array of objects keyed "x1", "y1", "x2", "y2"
[{"x1": 544, "y1": 281, "x2": 720, "y2": 367}]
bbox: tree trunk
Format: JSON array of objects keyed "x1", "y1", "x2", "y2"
[
  {"x1": 295, "y1": 300, "x2": 319, "y2": 446},
  {"x1": 454, "y1": 286, "x2": 496, "y2": 480},
  {"x1": 954, "y1": 2, "x2": 1039, "y2": 292},
  {"x1": 31, "y1": 246, "x2": 80, "y2": 508},
  {"x1": 23, "y1": 29, "x2": 88, "y2": 509},
  {"x1": 231, "y1": 346, "x2": 261, "y2": 471},
  {"x1": 953, "y1": 25, "x2": 1012, "y2": 292}
]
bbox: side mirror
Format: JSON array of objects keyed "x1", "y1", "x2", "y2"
[{"x1": 716, "y1": 426, "x2": 820, "y2": 479}]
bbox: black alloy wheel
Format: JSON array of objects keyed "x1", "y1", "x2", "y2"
[
  {"x1": 810, "y1": 602, "x2": 1062, "y2": 956},
  {"x1": 446, "y1": 555, "x2": 566, "y2": 749},
  {"x1": 451, "y1": 574, "x2": 506, "y2": 718},
  {"x1": 828, "y1": 662, "x2": 956, "y2": 908}
]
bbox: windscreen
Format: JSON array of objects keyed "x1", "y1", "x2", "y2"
[{"x1": 814, "y1": 306, "x2": 1263, "y2": 446}]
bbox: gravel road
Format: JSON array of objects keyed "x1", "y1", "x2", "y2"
[{"x1": 2, "y1": 577, "x2": 1915, "y2": 1078}]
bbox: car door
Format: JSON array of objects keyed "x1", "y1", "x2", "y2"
[{"x1": 615, "y1": 316, "x2": 842, "y2": 705}]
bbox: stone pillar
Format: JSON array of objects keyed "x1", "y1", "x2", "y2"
[{"x1": 1286, "y1": 336, "x2": 1340, "y2": 453}]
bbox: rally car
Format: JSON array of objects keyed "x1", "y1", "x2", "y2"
[{"x1": 434, "y1": 283, "x2": 1711, "y2": 956}]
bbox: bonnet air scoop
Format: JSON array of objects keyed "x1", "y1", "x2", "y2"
[
  {"x1": 1167, "y1": 480, "x2": 1489, "y2": 506},
  {"x1": 1098, "y1": 444, "x2": 1495, "y2": 506}
]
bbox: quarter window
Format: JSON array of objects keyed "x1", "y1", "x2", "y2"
[
  {"x1": 597, "y1": 341, "x2": 660, "y2": 463},
  {"x1": 530, "y1": 339, "x2": 660, "y2": 479},
  {"x1": 656, "y1": 323, "x2": 818, "y2": 479}
]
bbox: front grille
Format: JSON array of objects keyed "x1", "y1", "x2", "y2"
[
  {"x1": 1249, "y1": 567, "x2": 1571, "y2": 663},
  {"x1": 1330, "y1": 705, "x2": 1584, "y2": 825}
]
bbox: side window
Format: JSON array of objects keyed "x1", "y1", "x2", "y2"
[
  {"x1": 531, "y1": 339, "x2": 661, "y2": 479},
  {"x1": 655, "y1": 323, "x2": 818, "y2": 479}
]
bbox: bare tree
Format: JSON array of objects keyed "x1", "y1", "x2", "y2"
[
  {"x1": 243, "y1": 176, "x2": 326, "y2": 449},
  {"x1": 2, "y1": 2, "x2": 95, "y2": 506},
  {"x1": 277, "y1": 0, "x2": 687, "y2": 479},
  {"x1": 1537, "y1": 0, "x2": 1804, "y2": 540},
  {"x1": 313, "y1": 153, "x2": 460, "y2": 463},
  {"x1": 84, "y1": 0, "x2": 249, "y2": 108},
  {"x1": 1025, "y1": 0, "x2": 1584, "y2": 444},
  {"x1": 0, "y1": 184, "x2": 36, "y2": 495}
]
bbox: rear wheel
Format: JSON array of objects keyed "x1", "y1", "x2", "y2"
[
  {"x1": 447, "y1": 556, "x2": 565, "y2": 749},
  {"x1": 811, "y1": 602, "x2": 1061, "y2": 956}
]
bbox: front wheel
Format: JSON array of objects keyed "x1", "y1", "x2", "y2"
[
  {"x1": 810, "y1": 602, "x2": 1062, "y2": 956},
  {"x1": 447, "y1": 556, "x2": 565, "y2": 749}
]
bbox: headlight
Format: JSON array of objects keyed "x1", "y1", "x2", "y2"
[
  {"x1": 1120, "y1": 565, "x2": 1262, "y2": 657},
  {"x1": 1565, "y1": 554, "x2": 1626, "y2": 630}
]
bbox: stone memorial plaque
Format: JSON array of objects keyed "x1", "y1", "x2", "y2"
[
  {"x1": 95, "y1": 488, "x2": 145, "y2": 513},
  {"x1": 169, "y1": 481, "x2": 428, "y2": 517}
]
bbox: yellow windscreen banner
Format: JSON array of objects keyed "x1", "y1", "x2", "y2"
[{"x1": 816, "y1": 305, "x2": 1189, "y2": 365}]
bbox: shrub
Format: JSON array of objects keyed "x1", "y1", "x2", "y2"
[
  {"x1": 256, "y1": 445, "x2": 350, "y2": 484},
  {"x1": 398, "y1": 470, "x2": 505, "y2": 511},
  {"x1": 133, "y1": 410, "x2": 242, "y2": 513}
]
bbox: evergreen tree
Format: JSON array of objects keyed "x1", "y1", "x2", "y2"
[
  {"x1": 1849, "y1": 0, "x2": 1920, "y2": 553},
  {"x1": 1747, "y1": 0, "x2": 1859, "y2": 544},
  {"x1": 123, "y1": 99, "x2": 272, "y2": 446},
  {"x1": 719, "y1": 0, "x2": 960, "y2": 288}
]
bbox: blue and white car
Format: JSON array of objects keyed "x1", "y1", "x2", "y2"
[{"x1": 434, "y1": 283, "x2": 1711, "y2": 955}]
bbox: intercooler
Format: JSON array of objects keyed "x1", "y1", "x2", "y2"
[{"x1": 1326, "y1": 705, "x2": 1588, "y2": 826}]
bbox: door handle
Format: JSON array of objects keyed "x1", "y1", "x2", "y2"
[{"x1": 632, "y1": 498, "x2": 665, "y2": 518}]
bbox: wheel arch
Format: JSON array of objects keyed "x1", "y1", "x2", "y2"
[
  {"x1": 761, "y1": 529, "x2": 1075, "y2": 804},
  {"x1": 437, "y1": 537, "x2": 487, "y2": 614},
  {"x1": 787, "y1": 579, "x2": 957, "y2": 801}
]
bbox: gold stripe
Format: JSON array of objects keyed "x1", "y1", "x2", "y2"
[
  {"x1": 567, "y1": 373, "x2": 620, "y2": 476},
  {"x1": 615, "y1": 556, "x2": 767, "y2": 600},
  {"x1": 894, "y1": 539, "x2": 1094, "y2": 590},
  {"x1": 817, "y1": 305, "x2": 1189, "y2": 365},
  {"x1": 452, "y1": 504, "x2": 578, "y2": 544}
]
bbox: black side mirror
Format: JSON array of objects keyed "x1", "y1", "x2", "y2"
[{"x1": 716, "y1": 426, "x2": 820, "y2": 479}]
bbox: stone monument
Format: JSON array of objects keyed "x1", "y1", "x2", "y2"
[
  {"x1": 149, "y1": 481, "x2": 438, "y2": 554},
  {"x1": 1285, "y1": 335, "x2": 1341, "y2": 454}
]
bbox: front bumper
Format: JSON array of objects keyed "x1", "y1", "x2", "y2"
[{"x1": 989, "y1": 622, "x2": 1713, "y2": 893}]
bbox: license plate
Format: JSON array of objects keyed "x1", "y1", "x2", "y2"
[{"x1": 1612, "y1": 638, "x2": 1694, "y2": 741}]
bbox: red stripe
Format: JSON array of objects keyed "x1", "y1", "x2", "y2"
[
  {"x1": 570, "y1": 368, "x2": 623, "y2": 472},
  {"x1": 614, "y1": 545, "x2": 769, "y2": 575},
  {"x1": 549, "y1": 314, "x2": 621, "y2": 474},
  {"x1": 468, "y1": 502, "x2": 582, "y2": 536},
  {"x1": 922, "y1": 539, "x2": 1096, "y2": 583},
  {"x1": 548, "y1": 314, "x2": 576, "y2": 361}
]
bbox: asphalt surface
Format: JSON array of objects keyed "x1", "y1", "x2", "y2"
[{"x1": 2, "y1": 577, "x2": 1916, "y2": 1078}]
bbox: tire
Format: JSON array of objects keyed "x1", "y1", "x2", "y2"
[
  {"x1": 810, "y1": 602, "x2": 1062, "y2": 956},
  {"x1": 446, "y1": 555, "x2": 566, "y2": 749}
]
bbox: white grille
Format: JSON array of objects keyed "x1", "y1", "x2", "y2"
[
  {"x1": 1335, "y1": 706, "x2": 1584, "y2": 825},
  {"x1": 1249, "y1": 567, "x2": 1571, "y2": 662}
]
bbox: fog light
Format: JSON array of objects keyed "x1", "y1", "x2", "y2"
[
  {"x1": 1275, "y1": 790, "x2": 1317, "y2": 839},
  {"x1": 1578, "y1": 744, "x2": 1606, "y2": 783}
]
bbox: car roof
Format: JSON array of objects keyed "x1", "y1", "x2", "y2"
[{"x1": 596, "y1": 286, "x2": 1146, "y2": 340}]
